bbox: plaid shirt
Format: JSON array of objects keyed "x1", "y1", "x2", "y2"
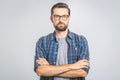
[{"x1": 34, "y1": 30, "x2": 90, "y2": 80}]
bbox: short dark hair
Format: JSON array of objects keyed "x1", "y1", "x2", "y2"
[{"x1": 51, "y1": 2, "x2": 70, "y2": 15}]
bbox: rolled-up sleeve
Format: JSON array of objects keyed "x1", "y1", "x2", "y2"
[
  {"x1": 34, "y1": 38, "x2": 45, "y2": 72},
  {"x1": 78, "y1": 36, "x2": 90, "y2": 73}
]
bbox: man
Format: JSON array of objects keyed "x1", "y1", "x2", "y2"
[{"x1": 34, "y1": 2, "x2": 90, "y2": 80}]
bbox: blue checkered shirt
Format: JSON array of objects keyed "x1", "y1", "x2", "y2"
[{"x1": 34, "y1": 30, "x2": 90, "y2": 80}]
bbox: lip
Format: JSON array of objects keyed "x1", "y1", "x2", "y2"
[
  {"x1": 58, "y1": 24, "x2": 64, "y2": 26},
  {"x1": 58, "y1": 22, "x2": 64, "y2": 25}
]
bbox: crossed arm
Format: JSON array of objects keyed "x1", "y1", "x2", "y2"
[{"x1": 36, "y1": 58, "x2": 89, "y2": 78}]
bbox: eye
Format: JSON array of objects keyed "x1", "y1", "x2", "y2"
[
  {"x1": 63, "y1": 15, "x2": 68, "y2": 18},
  {"x1": 53, "y1": 15, "x2": 69, "y2": 20},
  {"x1": 54, "y1": 15, "x2": 59, "y2": 18}
]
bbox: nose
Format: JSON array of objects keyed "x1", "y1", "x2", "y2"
[{"x1": 59, "y1": 16, "x2": 63, "y2": 22}]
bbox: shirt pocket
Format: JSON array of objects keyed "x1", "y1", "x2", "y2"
[{"x1": 68, "y1": 46, "x2": 78, "y2": 64}]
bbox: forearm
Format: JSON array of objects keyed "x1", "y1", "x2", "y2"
[
  {"x1": 36, "y1": 58, "x2": 89, "y2": 77},
  {"x1": 36, "y1": 64, "x2": 72, "y2": 76},
  {"x1": 57, "y1": 69, "x2": 87, "y2": 78}
]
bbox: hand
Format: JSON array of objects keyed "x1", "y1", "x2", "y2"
[
  {"x1": 70, "y1": 60, "x2": 89, "y2": 70},
  {"x1": 36, "y1": 58, "x2": 49, "y2": 66}
]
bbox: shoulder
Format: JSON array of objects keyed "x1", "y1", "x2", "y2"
[
  {"x1": 70, "y1": 31, "x2": 87, "y2": 41},
  {"x1": 37, "y1": 32, "x2": 54, "y2": 44}
]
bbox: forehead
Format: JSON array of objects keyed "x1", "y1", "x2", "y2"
[{"x1": 53, "y1": 8, "x2": 69, "y2": 15}]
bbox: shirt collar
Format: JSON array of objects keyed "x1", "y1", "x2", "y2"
[
  {"x1": 67, "y1": 30, "x2": 73, "y2": 39},
  {"x1": 51, "y1": 29, "x2": 73, "y2": 41}
]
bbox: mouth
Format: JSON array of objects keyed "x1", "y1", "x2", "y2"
[
  {"x1": 57, "y1": 22, "x2": 65, "y2": 27},
  {"x1": 58, "y1": 24, "x2": 64, "y2": 27}
]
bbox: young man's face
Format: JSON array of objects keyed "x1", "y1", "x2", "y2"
[{"x1": 51, "y1": 8, "x2": 70, "y2": 31}]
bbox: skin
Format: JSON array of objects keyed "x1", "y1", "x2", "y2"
[
  {"x1": 51, "y1": 8, "x2": 70, "y2": 38},
  {"x1": 36, "y1": 8, "x2": 90, "y2": 78},
  {"x1": 36, "y1": 58, "x2": 89, "y2": 77}
]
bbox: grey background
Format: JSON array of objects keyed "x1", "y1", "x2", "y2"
[{"x1": 0, "y1": 0, "x2": 120, "y2": 80}]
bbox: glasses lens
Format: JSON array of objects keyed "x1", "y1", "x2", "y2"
[
  {"x1": 62, "y1": 15, "x2": 69, "y2": 20},
  {"x1": 53, "y1": 15, "x2": 69, "y2": 20},
  {"x1": 54, "y1": 15, "x2": 59, "y2": 20}
]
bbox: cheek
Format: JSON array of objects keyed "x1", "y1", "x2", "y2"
[
  {"x1": 53, "y1": 20, "x2": 59, "y2": 25},
  {"x1": 64, "y1": 21, "x2": 69, "y2": 25},
  {"x1": 66, "y1": 20, "x2": 69, "y2": 24}
]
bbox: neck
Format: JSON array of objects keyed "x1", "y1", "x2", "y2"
[{"x1": 55, "y1": 29, "x2": 68, "y2": 38}]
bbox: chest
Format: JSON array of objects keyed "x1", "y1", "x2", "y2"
[{"x1": 44, "y1": 40, "x2": 79, "y2": 65}]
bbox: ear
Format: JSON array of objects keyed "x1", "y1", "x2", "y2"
[{"x1": 50, "y1": 16, "x2": 53, "y2": 23}]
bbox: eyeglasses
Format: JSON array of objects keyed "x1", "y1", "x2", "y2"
[{"x1": 53, "y1": 15, "x2": 69, "y2": 20}]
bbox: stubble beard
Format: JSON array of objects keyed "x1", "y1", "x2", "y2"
[{"x1": 54, "y1": 22, "x2": 68, "y2": 31}]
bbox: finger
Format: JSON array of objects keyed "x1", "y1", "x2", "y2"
[
  {"x1": 82, "y1": 60, "x2": 89, "y2": 62},
  {"x1": 38, "y1": 58, "x2": 42, "y2": 59},
  {"x1": 38, "y1": 58, "x2": 46, "y2": 62},
  {"x1": 83, "y1": 66, "x2": 89, "y2": 68},
  {"x1": 41, "y1": 58, "x2": 48, "y2": 62},
  {"x1": 38, "y1": 58, "x2": 45, "y2": 60},
  {"x1": 36, "y1": 60, "x2": 42, "y2": 64},
  {"x1": 81, "y1": 62, "x2": 89, "y2": 68},
  {"x1": 37, "y1": 58, "x2": 45, "y2": 62},
  {"x1": 78, "y1": 60, "x2": 88, "y2": 63},
  {"x1": 37, "y1": 59, "x2": 41, "y2": 62},
  {"x1": 80, "y1": 65, "x2": 88, "y2": 69},
  {"x1": 83, "y1": 62, "x2": 90, "y2": 67}
]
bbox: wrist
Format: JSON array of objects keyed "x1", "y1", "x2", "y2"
[{"x1": 68, "y1": 64, "x2": 75, "y2": 70}]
